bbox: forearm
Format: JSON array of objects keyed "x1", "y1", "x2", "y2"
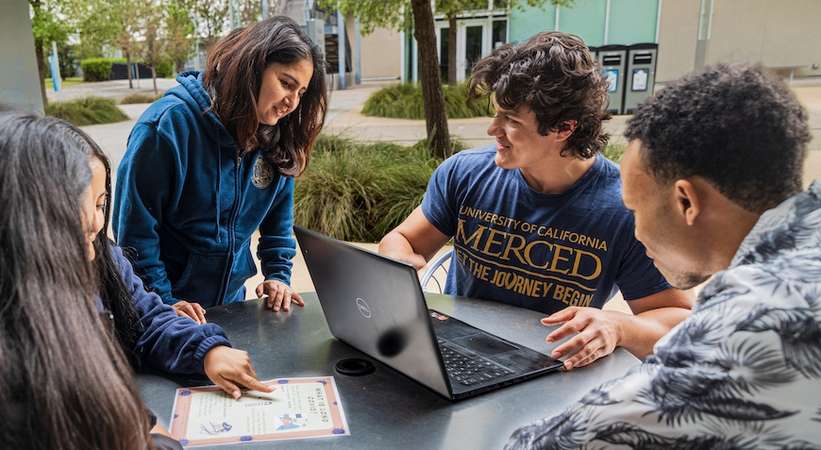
[
  {"x1": 614, "y1": 307, "x2": 691, "y2": 358},
  {"x1": 379, "y1": 230, "x2": 419, "y2": 259},
  {"x1": 258, "y1": 177, "x2": 296, "y2": 283}
]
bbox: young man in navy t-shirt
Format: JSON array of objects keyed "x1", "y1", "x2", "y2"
[{"x1": 379, "y1": 32, "x2": 692, "y2": 370}]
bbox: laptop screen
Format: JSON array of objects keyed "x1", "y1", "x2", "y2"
[{"x1": 294, "y1": 226, "x2": 451, "y2": 397}]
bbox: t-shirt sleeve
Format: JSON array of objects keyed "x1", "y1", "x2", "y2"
[
  {"x1": 615, "y1": 233, "x2": 671, "y2": 301},
  {"x1": 420, "y1": 155, "x2": 460, "y2": 237}
]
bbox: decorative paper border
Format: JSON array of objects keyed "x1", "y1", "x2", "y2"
[{"x1": 169, "y1": 376, "x2": 349, "y2": 447}]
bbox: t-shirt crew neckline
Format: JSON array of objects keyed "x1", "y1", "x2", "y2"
[{"x1": 513, "y1": 155, "x2": 603, "y2": 206}]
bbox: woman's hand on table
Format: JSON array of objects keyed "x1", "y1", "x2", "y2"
[
  {"x1": 172, "y1": 300, "x2": 207, "y2": 324},
  {"x1": 256, "y1": 280, "x2": 305, "y2": 312},
  {"x1": 203, "y1": 346, "x2": 272, "y2": 399}
]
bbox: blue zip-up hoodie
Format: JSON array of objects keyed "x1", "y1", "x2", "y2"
[
  {"x1": 96, "y1": 245, "x2": 231, "y2": 374},
  {"x1": 113, "y1": 72, "x2": 296, "y2": 307}
]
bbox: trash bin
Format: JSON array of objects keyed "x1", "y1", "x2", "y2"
[
  {"x1": 623, "y1": 43, "x2": 658, "y2": 114},
  {"x1": 588, "y1": 45, "x2": 599, "y2": 61},
  {"x1": 596, "y1": 45, "x2": 628, "y2": 115}
]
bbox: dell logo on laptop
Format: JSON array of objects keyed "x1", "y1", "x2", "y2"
[{"x1": 355, "y1": 297, "x2": 372, "y2": 319}]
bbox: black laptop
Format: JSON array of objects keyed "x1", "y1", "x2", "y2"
[{"x1": 294, "y1": 226, "x2": 563, "y2": 401}]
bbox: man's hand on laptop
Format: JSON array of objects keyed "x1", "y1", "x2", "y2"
[
  {"x1": 540, "y1": 307, "x2": 624, "y2": 370},
  {"x1": 257, "y1": 280, "x2": 305, "y2": 312}
]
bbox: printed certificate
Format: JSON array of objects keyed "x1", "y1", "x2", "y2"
[{"x1": 169, "y1": 376, "x2": 349, "y2": 447}]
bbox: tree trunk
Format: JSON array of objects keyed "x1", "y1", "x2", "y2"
[
  {"x1": 31, "y1": 0, "x2": 48, "y2": 108},
  {"x1": 447, "y1": 15, "x2": 457, "y2": 85},
  {"x1": 151, "y1": 66, "x2": 158, "y2": 95},
  {"x1": 35, "y1": 36, "x2": 48, "y2": 108},
  {"x1": 125, "y1": 50, "x2": 133, "y2": 89},
  {"x1": 410, "y1": 0, "x2": 451, "y2": 160}
]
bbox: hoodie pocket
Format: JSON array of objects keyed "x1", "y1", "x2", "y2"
[
  {"x1": 224, "y1": 249, "x2": 257, "y2": 304},
  {"x1": 171, "y1": 252, "x2": 228, "y2": 307}
]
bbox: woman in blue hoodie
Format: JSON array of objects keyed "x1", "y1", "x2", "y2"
[
  {"x1": 114, "y1": 17, "x2": 327, "y2": 322},
  {"x1": 73, "y1": 116, "x2": 272, "y2": 399}
]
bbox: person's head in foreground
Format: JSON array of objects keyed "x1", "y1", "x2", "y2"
[
  {"x1": 621, "y1": 63, "x2": 810, "y2": 288},
  {"x1": 0, "y1": 113, "x2": 156, "y2": 450},
  {"x1": 469, "y1": 31, "x2": 611, "y2": 169},
  {"x1": 505, "y1": 63, "x2": 821, "y2": 449}
]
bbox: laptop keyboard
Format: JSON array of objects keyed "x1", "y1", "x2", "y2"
[{"x1": 437, "y1": 339, "x2": 515, "y2": 386}]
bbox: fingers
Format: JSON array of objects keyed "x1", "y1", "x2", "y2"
[
  {"x1": 219, "y1": 355, "x2": 271, "y2": 394},
  {"x1": 281, "y1": 290, "x2": 292, "y2": 312},
  {"x1": 562, "y1": 337, "x2": 608, "y2": 370},
  {"x1": 551, "y1": 329, "x2": 595, "y2": 360},
  {"x1": 263, "y1": 284, "x2": 277, "y2": 308},
  {"x1": 236, "y1": 372, "x2": 273, "y2": 393},
  {"x1": 260, "y1": 282, "x2": 301, "y2": 312},
  {"x1": 248, "y1": 360, "x2": 258, "y2": 379},
  {"x1": 269, "y1": 285, "x2": 286, "y2": 312},
  {"x1": 174, "y1": 302, "x2": 204, "y2": 324},
  {"x1": 540, "y1": 307, "x2": 579, "y2": 325},
  {"x1": 193, "y1": 303, "x2": 207, "y2": 324},
  {"x1": 272, "y1": 286, "x2": 286, "y2": 311},
  {"x1": 546, "y1": 314, "x2": 593, "y2": 343},
  {"x1": 214, "y1": 375, "x2": 242, "y2": 400}
]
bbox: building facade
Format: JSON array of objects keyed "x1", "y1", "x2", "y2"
[{"x1": 357, "y1": 0, "x2": 821, "y2": 92}]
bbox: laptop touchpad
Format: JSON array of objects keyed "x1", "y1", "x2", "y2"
[{"x1": 452, "y1": 333, "x2": 518, "y2": 355}]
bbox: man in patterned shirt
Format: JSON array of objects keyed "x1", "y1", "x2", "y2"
[{"x1": 507, "y1": 63, "x2": 821, "y2": 448}]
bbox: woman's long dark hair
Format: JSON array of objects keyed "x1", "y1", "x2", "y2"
[
  {"x1": 0, "y1": 114, "x2": 152, "y2": 450},
  {"x1": 71, "y1": 125, "x2": 143, "y2": 364},
  {"x1": 204, "y1": 15, "x2": 328, "y2": 176}
]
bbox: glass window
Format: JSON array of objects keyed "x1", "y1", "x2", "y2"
[
  {"x1": 465, "y1": 25, "x2": 484, "y2": 78},
  {"x1": 439, "y1": 29, "x2": 450, "y2": 83},
  {"x1": 492, "y1": 20, "x2": 507, "y2": 49}
]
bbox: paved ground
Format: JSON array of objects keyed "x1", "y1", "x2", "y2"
[
  {"x1": 73, "y1": 78, "x2": 821, "y2": 313},
  {"x1": 46, "y1": 78, "x2": 180, "y2": 103}
]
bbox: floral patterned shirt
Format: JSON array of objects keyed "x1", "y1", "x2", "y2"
[{"x1": 506, "y1": 181, "x2": 821, "y2": 449}]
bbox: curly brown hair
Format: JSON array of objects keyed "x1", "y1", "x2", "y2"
[{"x1": 469, "y1": 32, "x2": 610, "y2": 159}]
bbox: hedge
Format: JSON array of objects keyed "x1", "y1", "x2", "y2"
[
  {"x1": 45, "y1": 97, "x2": 129, "y2": 126},
  {"x1": 80, "y1": 57, "x2": 126, "y2": 82}
]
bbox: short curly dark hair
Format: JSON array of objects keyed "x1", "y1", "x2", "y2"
[
  {"x1": 468, "y1": 32, "x2": 611, "y2": 159},
  {"x1": 625, "y1": 63, "x2": 810, "y2": 213}
]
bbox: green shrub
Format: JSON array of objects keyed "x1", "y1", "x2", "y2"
[
  {"x1": 80, "y1": 57, "x2": 126, "y2": 82},
  {"x1": 362, "y1": 83, "x2": 493, "y2": 120},
  {"x1": 602, "y1": 142, "x2": 626, "y2": 163},
  {"x1": 120, "y1": 92, "x2": 164, "y2": 104},
  {"x1": 45, "y1": 97, "x2": 129, "y2": 126},
  {"x1": 296, "y1": 136, "x2": 626, "y2": 242},
  {"x1": 295, "y1": 135, "x2": 442, "y2": 242},
  {"x1": 155, "y1": 59, "x2": 174, "y2": 78}
]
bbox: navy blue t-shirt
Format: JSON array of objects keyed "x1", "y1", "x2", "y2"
[{"x1": 421, "y1": 146, "x2": 670, "y2": 315}]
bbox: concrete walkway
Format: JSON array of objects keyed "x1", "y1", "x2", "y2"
[
  {"x1": 73, "y1": 79, "x2": 821, "y2": 312},
  {"x1": 46, "y1": 78, "x2": 179, "y2": 103}
]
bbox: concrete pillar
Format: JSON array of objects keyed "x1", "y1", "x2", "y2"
[
  {"x1": 337, "y1": 10, "x2": 347, "y2": 89},
  {"x1": 354, "y1": 18, "x2": 361, "y2": 85},
  {"x1": 0, "y1": 1, "x2": 45, "y2": 114}
]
